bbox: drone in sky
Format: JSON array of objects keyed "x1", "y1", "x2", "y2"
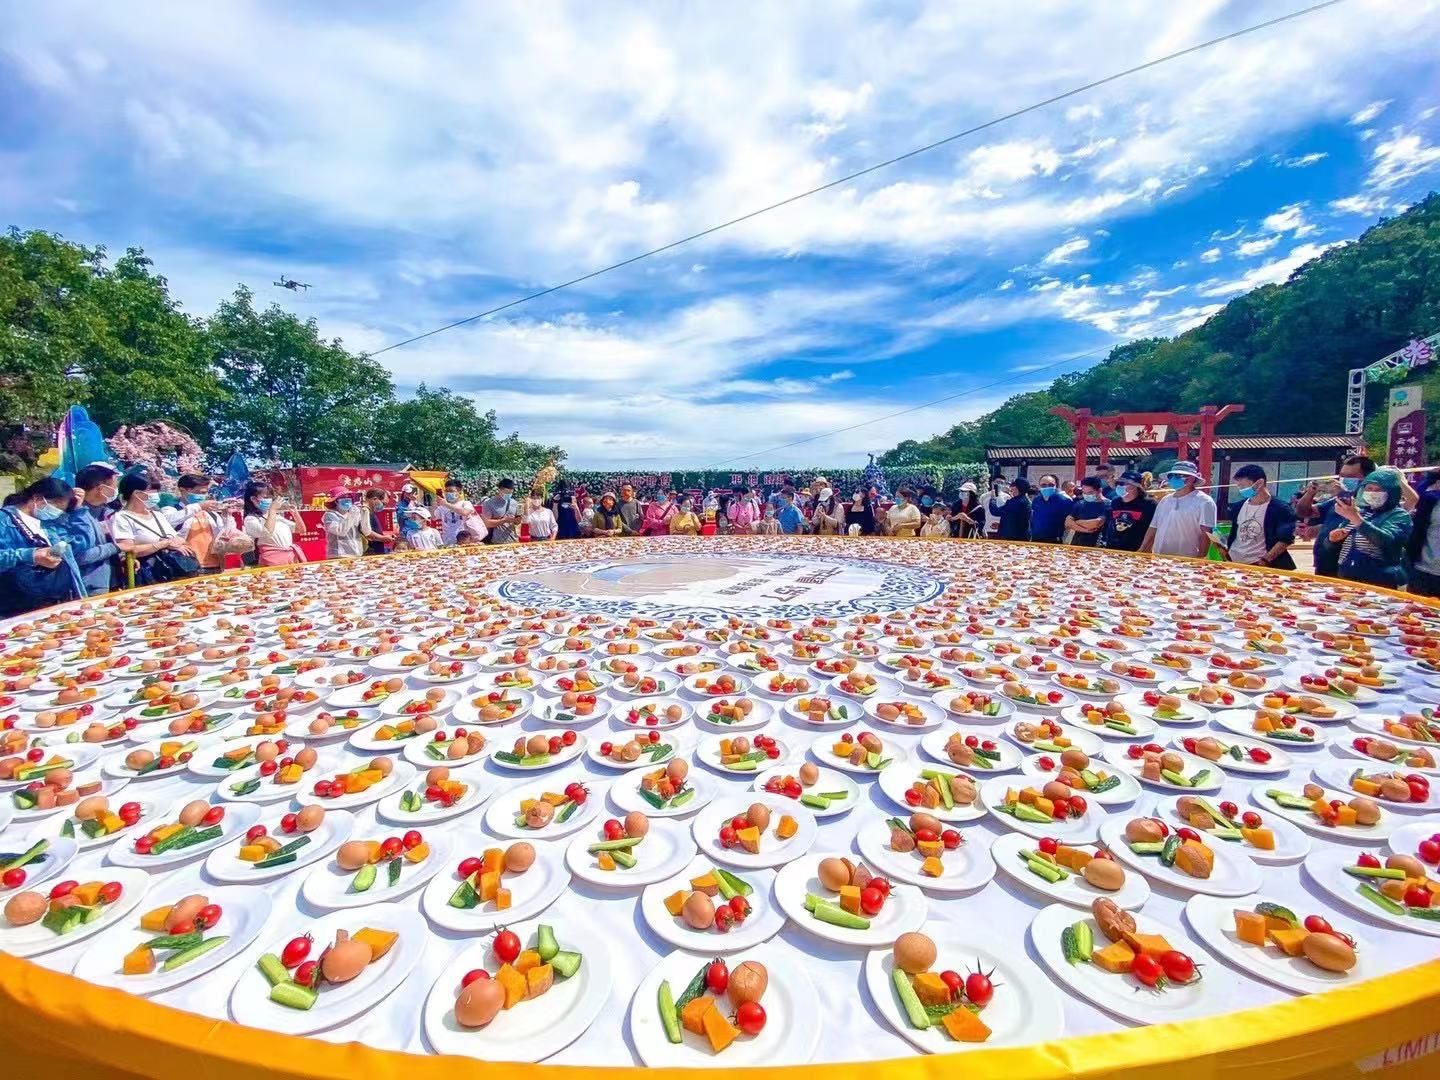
[{"x1": 273, "y1": 275, "x2": 311, "y2": 292}]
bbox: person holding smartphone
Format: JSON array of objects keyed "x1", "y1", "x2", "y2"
[
  {"x1": 1299, "y1": 455, "x2": 1376, "y2": 578},
  {"x1": 242, "y1": 482, "x2": 306, "y2": 565}
]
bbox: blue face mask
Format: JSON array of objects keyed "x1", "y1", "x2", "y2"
[
  {"x1": 185, "y1": 493, "x2": 206, "y2": 504},
  {"x1": 257, "y1": 498, "x2": 272, "y2": 512},
  {"x1": 144, "y1": 493, "x2": 161, "y2": 508},
  {"x1": 920, "y1": 497, "x2": 933, "y2": 507},
  {"x1": 1039, "y1": 486, "x2": 1057, "y2": 499},
  {"x1": 1233, "y1": 485, "x2": 1255, "y2": 501},
  {"x1": 1083, "y1": 492, "x2": 1100, "y2": 502},
  {"x1": 337, "y1": 499, "x2": 353, "y2": 511},
  {"x1": 1166, "y1": 476, "x2": 1187, "y2": 491},
  {"x1": 37, "y1": 504, "x2": 63, "y2": 521},
  {"x1": 1340, "y1": 477, "x2": 1361, "y2": 493},
  {"x1": 445, "y1": 492, "x2": 459, "y2": 503}
]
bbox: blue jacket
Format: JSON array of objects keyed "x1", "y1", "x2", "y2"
[
  {"x1": 0, "y1": 507, "x2": 83, "y2": 615},
  {"x1": 1029, "y1": 491, "x2": 1074, "y2": 542},
  {"x1": 52, "y1": 506, "x2": 120, "y2": 594}
]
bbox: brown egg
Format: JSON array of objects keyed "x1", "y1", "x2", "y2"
[
  {"x1": 320, "y1": 930, "x2": 372, "y2": 984},
  {"x1": 73, "y1": 795, "x2": 109, "y2": 821},
  {"x1": 81, "y1": 723, "x2": 109, "y2": 744},
  {"x1": 664, "y1": 704, "x2": 683, "y2": 721},
  {"x1": 308, "y1": 716, "x2": 333, "y2": 735},
  {"x1": 3, "y1": 891, "x2": 47, "y2": 926},
  {"x1": 1124, "y1": 818, "x2": 1165, "y2": 844},
  {"x1": 1349, "y1": 796, "x2": 1381, "y2": 825},
  {"x1": 1059, "y1": 748, "x2": 1090, "y2": 771},
  {"x1": 893, "y1": 931, "x2": 937, "y2": 974},
  {"x1": 454, "y1": 977, "x2": 506, "y2": 1028},
  {"x1": 665, "y1": 758, "x2": 688, "y2": 785},
  {"x1": 798, "y1": 762, "x2": 819, "y2": 788},
  {"x1": 1385, "y1": 853, "x2": 1425, "y2": 878},
  {"x1": 125, "y1": 749, "x2": 155, "y2": 772},
  {"x1": 746, "y1": 803, "x2": 771, "y2": 832},
  {"x1": 178, "y1": 800, "x2": 211, "y2": 827},
  {"x1": 623, "y1": 811, "x2": 649, "y2": 839},
  {"x1": 909, "y1": 812, "x2": 943, "y2": 835},
  {"x1": 526, "y1": 734, "x2": 550, "y2": 756},
  {"x1": 817, "y1": 857, "x2": 851, "y2": 892},
  {"x1": 296, "y1": 805, "x2": 327, "y2": 833},
  {"x1": 294, "y1": 747, "x2": 318, "y2": 769},
  {"x1": 336, "y1": 840, "x2": 372, "y2": 870},
  {"x1": 1082, "y1": 858, "x2": 1126, "y2": 891},
  {"x1": 415, "y1": 716, "x2": 439, "y2": 734},
  {"x1": 42, "y1": 768, "x2": 72, "y2": 790},
  {"x1": 1042, "y1": 781, "x2": 1073, "y2": 803},
  {"x1": 682, "y1": 890, "x2": 715, "y2": 929},
  {"x1": 1378, "y1": 777, "x2": 1412, "y2": 802},
  {"x1": 372, "y1": 756, "x2": 393, "y2": 776},
  {"x1": 425, "y1": 766, "x2": 451, "y2": 786},
  {"x1": 503, "y1": 842, "x2": 535, "y2": 873},
  {"x1": 164, "y1": 895, "x2": 209, "y2": 931},
  {"x1": 447, "y1": 739, "x2": 469, "y2": 760}
]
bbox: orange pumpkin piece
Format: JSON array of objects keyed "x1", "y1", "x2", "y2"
[
  {"x1": 941, "y1": 1007, "x2": 991, "y2": 1043},
  {"x1": 481, "y1": 849, "x2": 504, "y2": 875},
  {"x1": 1233, "y1": 910, "x2": 1268, "y2": 947},
  {"x1": 494, "y1": 888, "x2": 512, "y2": 911},
  {"x1": 514, "y1": 950, "x2": 542, "y2": 974},
  {"x1": 912, "y1": 972, "x2": 951, "y2": 1006},
  {"x1": 1092, "y1": 940, "x2": 1135, "y2": 973},
  {"x1": 702, "y1": 1003, "x2": 741, "y2": 1052},
  {"x1": 122, "y1": 945, "x2": 155, "y2": 975},
  {"x1": 680, "y1": 995, "x2": 714, "y2": 1036},
  {"x1": 776, "y1": 815, "x2": 798, "y2": 840},
  {"x1": 479, "y1": 870, "x2": 501, "y2": 902},
  {"x1": 526, "y1": 963, "x2": 553, "y2": 998},
  {"x1": 353, "y1": 927, "x2": 398, "y2": 961},
  {"x1": 1268, "y1": 928, "x2": 1309, "y2": 957},
  {"x1": 496, "y1": 963, "x2": 527, "y2": 1007}
]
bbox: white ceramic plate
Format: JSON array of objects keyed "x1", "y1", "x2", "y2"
[
  {"x1": 930, "y1": 688, "x2": 1015, "y2": 724},
  {"x1": 1303, "y1": 847, "x2": 1440, "y2": 938},
  {"x1": 863, "y1": 697, "x2": 945, "y2": 733},
  {"x1": 450, "y1": 688, "x2": 536, "y2": 727},
  {"x1": 810, "y1": 732, "x2": 905, "y2": 776},
  {"x1": 420, "y1": 841, "x2": 570, "y2": 932},
  {"x1": 325, "y1": 681, "x2": 407, "y2": 710},
  {"x1": 1, "y1": 744, "x2": 101, "y2": 787},
  {"x1": 0, "y1": 865, "x2": 148, "y2": 958},
  {"x1": 1112, "y1": 691, "x2": 1210, "y2": 727},
  {"x1": 293, "y1": 664, "x2": 367, "y2": 690},
  {"x1": 1251, "y1": 785, "x2": 1395, "y2": 843},
  {"x1": 609, "y1": 766, "x2": 716, "y2": 819},
  {"x1": 216, "y1": 759, "x2": 323, "y2": 804},
  {"x1": 878, "y1": 766, "x2": 985, "y2": 824},
  {"x1": 187, "y1": 734, "x2": 306, "y2": 780},
  {"x1": 227, "y1": 903, "x2": 426, "y2": 1036},
  {"x1": 31, "y1": 797, "x2": 165, "y2": 852},
  {"x1": 422, "y1": 919, "x2": 610, "y2": 1063},
  {"x1": 8, "y1": 774, "x2": 128, "y2": 822},
  {"x1": 1029, "y1": 903, "x2": 1219, "y2": 1025},
  {"x1": 1314, "y1": 762, "x2": 1440, "y2": 812},
  {"x1": 401, "y1": 726, "x2": 494, "y2": 769},
  {"x1": 203, "y1": 808, "x2": 353, "y2": 883},
  {"x1": 378, "y1": 687, "x2": 462, "y2": 720},
  {"x1": 627, "y1": 942, "x2": 820, "y2": 1067},
  {"x1": 532, "y1": 697, "x2": 605, "y2": 727},
  {"x1": 1150, "y1": 795, "x2": 1311, "y2": 866},
  {"x1": 1214, "y1": 707, "x2": 1329, "y2": 749},
  {"x1": 564, "y1": 819, "x2": 698, "y2": 888},
  {"x1": 774, "y1": 853, "x2": 927, "y2": 946},
  {"x1": 102, "y1": 736, "x2": 211, "y2": 783},
  {"x1": 300, "y1": 829, "x2": 450, "y2": 910},
  {"x1": 989, "y1": 832, "x2": 1149, "y2": 910},
  {"x1": 689, "y1": 795, "x2": 818, "y2": 869},
  {"x1": 752, "y1": 765, "x2": 858, "y2": 818},
  {"x1": 1017, "y1": 754, "x2": 1141, "y2": 807},
  {"x1": 284, "y1": 708, "x2": 382, "y2": 742},
  {"x1": 481, "y1": 771, "x2": 599, "y2": 840},
  {"x1": 108, "y1": 802, "x2": 261, "y2": 869},
  {"x1": 297, "y1": 760, "x2": 415, "y2": 812},
  {"x1": 865, "y1": 925, "x2": 1066, "y2": 1054},
  {"x1": 585, "y1": 731, "x2": 690, "y2": 772},
  {"x1": 1097, "y1": 816, "x2": 1262, "y2": 897},
  {"x1": 681, "y1": 671, "x2": 753, "y2": 698},
  {"x1": 856, "y1": 817, "x2": 996, "y2": 893},
  {"x1": 1006, "y1": 722, "x2": 1105, "y2": 758},
  {"x1": 607, "y1": 697, "x2": 693, "y2": 731},
  {"x1": 0, "y1": 836, "x2": 78, "y2": 895},
  {"x1": 638, "y1": 854, "x2": 783, "y2": 952},
  {"x1": 692, "y1": 696, "x2": 776, "y2": 734},
  {"x1": 979, "y1": 776, "x2": 1105, "y2": 844},
  {"x1": 1100, "y1": 745, "x2": 1223, "y2": 794},
  {"x1": 1170, "y1": 731, "x2": 1293, "y2": 776},
  {"x1": 780, "y1": 695, "x2": 859, "y2": 729},
  {"x1": 539, "y1": 669, "x2": 614, "y2": 696},
  {"x1": 374, "y1": 771, "x2": 494, "y2": 826},
  {"x1": 487, "y1": 731, "x2": 587, "y2": 773},
  {"x1": 1387, "y1": 819, "x2": 1440, "y2": 859},
  {"x1": 1281, "y1": 667, "x2": 1381, "y2": 704},
  {"x1": 1184, "y1": 893, "x2": 1376, "y2": 995},
  {"x1": 73, "y1": 884, "x2": 271, "y2": 995},
  {"x1": 1350, "y1": 711, "x2": 1440, "y2": 749},
  {"x1": 1335, "y1": 738, "x2": 1440, "y2": 776}
]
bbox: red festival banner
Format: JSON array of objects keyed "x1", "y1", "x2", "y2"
[{"x1": 294, "y1": 466, "x2": 414, "y2": 504}]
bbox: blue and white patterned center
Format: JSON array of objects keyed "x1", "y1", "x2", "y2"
[{"x1": 492, "y1": 554, "x2": 944, "y2": 619}]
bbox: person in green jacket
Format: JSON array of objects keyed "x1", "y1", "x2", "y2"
[{"x1": 1333, "y1": 467, "x2": 1413, "y2": 590}]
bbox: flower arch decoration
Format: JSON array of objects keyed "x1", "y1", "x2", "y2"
[{"x1": 107, "y1": 421, "x2": 206, "y2": 481}]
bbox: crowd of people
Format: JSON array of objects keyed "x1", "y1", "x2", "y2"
[{"x1": 3, "y1": 456, "x2": 1439, "y2": 616}]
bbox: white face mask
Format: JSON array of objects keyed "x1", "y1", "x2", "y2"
[{"x1": 1361, "y1": 490, "x2": 1388, "y2": 509}]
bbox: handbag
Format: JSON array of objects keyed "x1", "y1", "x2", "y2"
[
  {"x1": 126, "y1": 511, "x2": 200, "y2": 585},
  {"x1": 210, "y1": 527, "x2": 256, "y2": 557}
]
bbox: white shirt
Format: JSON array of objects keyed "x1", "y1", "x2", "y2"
[
  {"x1": 887, "y1": 501, "x2": 922, "y2": 536},
  {"x1": 434, "y1": 499, "x2": 471, "y2": 545},
  {"x1": 162, "y1": 501, "x2": 204, "y2": 529},
  {"x1": 525, "y1": 506, "x2": 557, "y2": 539},
  {"x1": 408, "y1": 526, "x2": 442, "y2": 550},
  {"x1": 1228, "y1": 497, "x2": 1268, "y2": 564},
  {"x1": 244, "y1": 513, "x2": 294, "y2": 549},
  {"x1": 110, "y1": 508, "x2": 180, "y2": 544},
  {"x1": 1149, "y1": 489, "x2": 1217, "y2": 558},
  {"x1": 321, "y1": 506, "x2": 365, "y2": 558}
]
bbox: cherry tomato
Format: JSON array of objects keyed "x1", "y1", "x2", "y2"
[
  {"x1": 1066, "y1": 795, "x2": 1087, "y2": 818},
  {"x1": 913, "y1": 828, "x2": 938, "y2": 844},
  {"x1": 133, "y1": 835, "x2": 155, "y2": 855},
  {"x1": 941, "y1": 829, "x2": 961, "y2": 850},
  {"x1": 381, "y1": 836, "x2": 404, "y2": 859},
  {"x1": 293, "y1": 960, "x2": 319, "y2": 988},
  {"x1": 402, "y1": 830, "x2": 423, "y2": 850},
  {"x1": 603, "y1": 819, "x2": 625, "y2": 841},
  {"x1": 49, "y1": 880, "x2": 77, "y2": 900},
  {"x1": 705, "y1": 958, "x2": 729, "y2": 995},
  {"x1": 561, "y1": 730, "x2": 576, "y2": 746},
  {"x1": 1241, "y1": 811, "x2": 1262, "y2": 829},
  {"x1": 1131, "y1": 953, "x2": 1164, "y2": 988},
  {"x1": 1408, "y1": 779, "x2": 1430, "y2": 803},
  {"x1": 1356, "y1": 852, "x2": 1381, "y2": 869},
  {"x1": 169, "y1": 918, "x2": 195, "y2": 936},
  {"x1": 860, "y1": 886, "x2": 885, "y2": 916},
  {"x1": 456, "y1": 857, "x2": 482, "y2": 879},
  {"x1": 493, "y1": 928, "x2": 521, "y2": 964},
  {"x1": 1176, "y1": 827, "x2": 1201, "y2": 843},
  {"x1": 1303, "y1": 915, "x2": 1332, "y2": 934},
  {"x1": 280, "y1": 934, "x2": 312, "y2": 968},
  {"x1": 195, "y1": 903, "x2": 222, "y2": 929},
  {"x1": 1404, "y1": 886, "x2": 1432, "y2": 908},
  {"x1": 1418, "y1": 838, "x2": 1440, "y2": 865},
  {"x1": 97, "y1": 880, "x2": 123, "y2": 905},
  {"x1": 280, "y1": 813, "x2": 299, "y2": 834},
  {"x1": 964, "y1": 969, "x2": 994, "y2": 1007},
  {"x1": 903, "y1": 788, "x2": 923, "y2": 806},
  {"x1": 1159, "y1": 950, "x2": 1196, "y2": 984},
  {"x1": 1219, "y1": 800, "x2": 1239, "y2": 818},
  {"x1": 246, "y1": 824, "x2": 268, "y2": 842},
  {"x1": 1, "y1": 867, "x2": 24, "y2": 888},
  {"x1": 1037, "y1": 836, "x2": 1058, "y2": 855},
  {"x1": 735, "y1": 1000, "x2": 766, "y2": 1035},
  {"x1": 718, "y1": 824, "x2": 738, "y2": 848},
  {"x1": 728, "y1": 895, "x2": 750, "y2": 919},
  {"x1": 940, "y1": 969, "x2": 963, "y2": 997},
  {"x1": 461, "y1": 969, "x2": 490, "y2": 987},
  {"x1": 869, "y1": 876, "x2": 892, "y2": 895},
  {"x1": 202, "y1": 805, "x2": 225, "y2": 826}
]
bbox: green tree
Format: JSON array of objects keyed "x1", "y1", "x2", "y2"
[{"x1": 207, "y1": 286, "x2": 394, "y2": 464}]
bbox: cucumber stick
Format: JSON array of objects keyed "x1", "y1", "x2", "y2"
[
  {"x1": 162, "y1": 935, "x2": 229, "y2": 971},
  {"x1": 892, "y1": 968, "x2": 930, "y2": 1030},
  {"x1": 657, "y1": 979, "x2": 683, "y2": 1044}
]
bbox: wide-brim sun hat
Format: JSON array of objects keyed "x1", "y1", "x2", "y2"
[{"x1": 1166, "y1": 460, "x2": 1202, "y2": 480}]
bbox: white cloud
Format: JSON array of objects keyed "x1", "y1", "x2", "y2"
[
  {"x1": 1365, "y1": 131, "x2": 1440, "y2": 190},
  {"x1": 1349, "y1": 100, "x2": 1391, "y2": 125},
  {"x1": 1197, "y1": 242, "x2": 1340, "y2": 298},
  {"x1": 1235, "y1": 235, "x2": 1279, "y2": 257},
  {"x1": 1210, "y1": 226, "x2": 1244, "y2": 242},
  {"x1": 1280, "y1": 151, "x2": 1327, "y2": 168},
  {"x1": 1260, "y1": 203, "x2": 1316, "y2": 236},
  {"x1": 1143, "y1": 284, "x2": 1186, "y2": 298},
  {"x1": 1199, "y1": 247, "x2": 1223, "y2": 263},
  {"x1": 1329, "y1": 193, "x2": 1391, "y2": 216},
  {"x1": 1040, "y1": 236, "x2": 1089, "y2": 266},
  {"x1": 964, "y1": 140, "x2": 1061, "y2": 185}
]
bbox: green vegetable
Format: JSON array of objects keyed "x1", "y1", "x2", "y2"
[
  {"x1": 41, "y1": 904, "x2": 90, "y2": 935},
  {"x1": 1266, "y1": 789, "x2": 1315, "y2": 810},
  {"x1": 1024, "y1": 857, "x2": 1066, "y2": 883},
  {"x1": 387, "y1": 858, "x2": 402, "y2": 888},
  {"x1": 551, "y1": 950, "x2": 583, "y2": 978},
  {"x1": 722, "y1": 759, "x2": 759, "y2": 772},
  {"x1": 1128, "y1": 841, "x2": 1164, "y2": 855},
  {"x1": 229, "y1": 778, "x2": 262, "y2": 797},
  {"x1": 353, "y1": 864, "x2": 377, "y2": 893},
  {"x1": 270, "y1": 982, "x2": 319, "y2": 1011},
  {"x1": 1086, "y1": 775, "x2": 1122, "y2": 795},
  {"x1": 81, "y1": 818, "x2": 111, "y2": 839},
  {"x1": 253, "y1": 852, "x2": 297, "y2": 870},
  {"x1": 400, "y1": 790, "x2": 423, "y2": 813},
  {"x1": 674, "y1": 960, "x2": 711, "y2": 1011},
  {"x1": 638, "y1": 788, "x2": 666, "y2": 809},
  {"x1": 803, "y1": 893, "x2": 871, "y2": 929},
  {"x1": 1160, "y1": 768, "x2": 1192, "y2": 788},
  {"x1": 920, "y1": 769, "x2": 956, "y2": 810},
  {"x1": 715, "y1": 868, "x2": 751, "y2": 897},
  {"x1": 60, "y1": 818, "x2": 75, "y2": 839},
  {"x1": 670, "y1": 788, "x2": 696, "y2": 808},
  {"x1": 424, "y1": 744, "x2": 447, "y2": 761},
  {"x1": 1356, "y1": 882, "x2": 1406, "y2": 915},
  {"x1": 1159, "y1": 835, "x2": 1181, "y2": 867},
  {"x1": 1061, "y1": 921, "x2": 1093, "y2": 965},
  {"x1": 162, "y1": 935, "x2": 229, "y2": 971},
  {"x1": 658, "y1": 979, "x2": 683, "y2": 1044},
  {"x1": 1190, "y1": 769, "x2": 1212, "y2": 789},
  {"x1": 536, "y1": 925, "x2": 559, "y2": 962},
  {"x1": 800, "y1": 793, "x2": 832, "y2": 810},
  {"x1": 154, "y1": 824, "x2": 223, "y2": 855},
  {"x1": 892, "y1": 968, "x2": 930, "y2": 1031},
  {"x1": 1, "y1": 839, "x2": 49, "y2": 872},
  {"x1": 257, "y1": 953, "x2": 288, "y2": 986},
  {"x1": 612, "y1": 850, "x2": 637, "y2": 869},
  {"x1": 1409, "y1": 907, "x2": 1440, "y2": 922},
  {"x1": 270, "y1": 836, "x2": 312, "y2": 858},
  {"x1": 148, "y1": 931, "x2": 204, "y2": 952},
  {"x1": 448, "y1": 873, "x2": 480, "y2": 909},
  {"x1": 1343, "y1": 864, "x2": 1407, "y2": 880},
  {"x1": 1254, "y1": 902, "x2": 1299, "y2": 927}
]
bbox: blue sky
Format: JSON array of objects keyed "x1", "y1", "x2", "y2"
[{"x1": 4, "y1": 1, "x2": 1440, "y2": 467}]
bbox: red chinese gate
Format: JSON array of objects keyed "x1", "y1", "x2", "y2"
[{"x1": 1048, "y1": 405, "x2": 1245, "y2": 483}]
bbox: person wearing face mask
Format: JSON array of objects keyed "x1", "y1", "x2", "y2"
[
  {"x1": 642, "y1": 489, "x2": 679, "y2": 536},
  {"x1": 1222, "y1": 464, "x2": 1296, "y2": 569},
  {"x1": 362, "y1": 488, "x2": 399, "y2": 555},
  {"x1": 162, "y1": 473, "x2": 234, "y2": 574},
  {"x1": 0, "y1": 477, "x2": 86, "y2": 613},
  {"x1": 110, "y1": 472, "x2": 199, "y2": 585},
  {"x1": 524, "y1": 490, "x2": 558, "y2": 541},
  {"x1": 548, "y1": 487, "x2": 581, "y2": 540},
  {"x1": 1028, "y1": 473, "x2": 1073, "y2": 544},
  {"x1": 67, "y1": 464, "x2": 123, "y2": 592},
  {"x1": 726, "y1": 486, "x2": 761, "y2": 534},
  {"x1": 321, "y1": 487, "x2": 367, "y2": 559},
  {"x1": 996, "y1": 477, "x2": 1033, "y2": 541},
  {"x1": 948, "y1": 482, "x2": 980, "y2": 538},
  {"x1": 242, "y1": 481, "x2": 306, "y2": 565},
  {"x1": 776, "y1": 488, "x2": 808, "y2": 534},
  {"x1": 668, "y1": 498, "x2": 701, "y2": 535},
  {"x1": 811, "y1": 485, "x2": 845, "y2": 535},
  {"x1": 1406, "y1": 471, "x2": 1440, "y2": 596},
  {"x1": 884, "y1": 486, "x2": 923, "y2": 537},
  {"x1": 434, "y1": 479, "x2": 473, "y2": 546},
  {"x1": 161, "y1": 474, "x2": 221, "y2": 530},
  {"x1": 847, "y1": 488, "x2": 875, "y2": 535},
  {"x1": 590, "y1": 492, "x2": 625, "y2": 537},
  {"x1": 982, "y1": 478, "x2": 1008, "y2": 538},
  {"x1": 1065, "y1": 477, "x2": 1108, "y2": 548},
  {"x1": 1141, "y1": 460, "x2": 1216, "y2": 559},
  {"x1": 1333, "y1": 467, "x2": 1413, "y2": 589},
  {"x1": 755, "y1": 503, "x2": 781, "y2": 535},
  {"x1": 1298, "y1": 454, "x2": 1381, "y2": 578},
  {"x1": 1101, "y1": 470, "x2": 1156, "y2": 552}
]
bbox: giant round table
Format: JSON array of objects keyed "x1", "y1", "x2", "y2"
[{"x1": 1, "y1": 536, "x2": 1438, "y2": 1080}]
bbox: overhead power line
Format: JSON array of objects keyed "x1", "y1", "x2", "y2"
[{"x1": 371, "y1": 0, "x2": 1346, "y2": 357}]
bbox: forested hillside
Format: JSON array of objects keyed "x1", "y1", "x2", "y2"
[{"x1": 882, "y1": 193, "x2": 1440, "y2": 465}]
